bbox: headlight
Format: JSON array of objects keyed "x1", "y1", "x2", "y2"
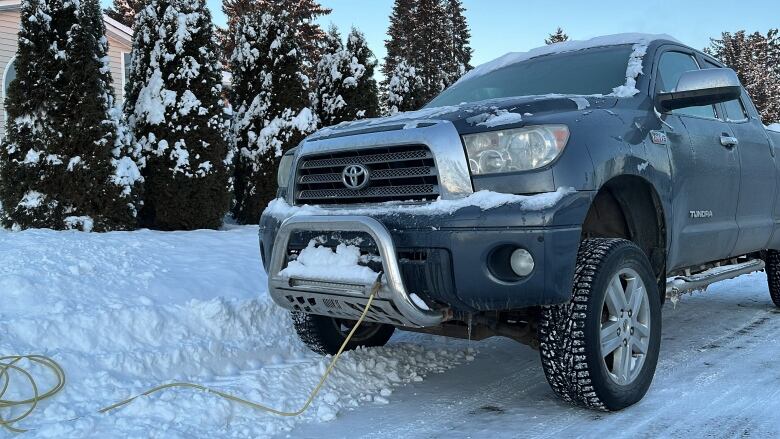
[
  {"x1": 277, "y1": 149, "x2": 296, "y2": 188},
  {"x1": 462, "y1": 125, "x2": 570, "y2": 175}
]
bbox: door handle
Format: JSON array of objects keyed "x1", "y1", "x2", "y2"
[{"x1": 720, "y1": 135, "x2": 739, "y2": 148}]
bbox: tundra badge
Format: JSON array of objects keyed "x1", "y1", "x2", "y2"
[
  {"x1": 690, "y1": 210, "x2": 714, "y2": 219},
  {"x1": 650, "y1": 130, "x2": 668, "y2": 145}
]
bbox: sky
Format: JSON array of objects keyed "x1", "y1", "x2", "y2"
[{"x1": 106, "y1": 0, "x2": 779, "y2": 68}]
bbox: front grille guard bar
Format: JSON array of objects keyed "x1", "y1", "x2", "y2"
[{"x1": 268, "y1": 215, "x2": 446, "y2": 328}]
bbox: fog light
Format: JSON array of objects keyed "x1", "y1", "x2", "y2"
[{"x1": 510, "y1": 249, "x2": 534, "y2": 277}]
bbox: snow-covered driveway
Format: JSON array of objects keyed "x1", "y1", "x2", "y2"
[
  {"x1": 290, "y1": 273, "x2": 780, "y2": 439},
  {"x1": 2, "y1": 227, "x2": 779, "y2": 438}
]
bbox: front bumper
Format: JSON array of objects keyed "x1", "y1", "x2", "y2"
[{"x1": 260, "y1": 190, "x2": 593, "y2": 328}]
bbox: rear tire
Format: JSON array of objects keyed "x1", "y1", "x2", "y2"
[
  {"x1": 765, "y1": 250, "x2": 780, "y2": 307},
  {"x1": 539, "y1": 238, "x2": 662, "y2": 411},
  {"x1": 292, "y1": 312, "x2": 395, "y2": 356}
]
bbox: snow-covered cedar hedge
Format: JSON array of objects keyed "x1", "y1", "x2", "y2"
[
  {"x1": 0, "y1": 0, "x2": 141, "y2": 232},
  {"x1": 315, "y1": 26, "x2": 380, "y2": 126},
  {"x1": 124, "y1": 0, "x2": 232, "y2": 231},
  {"x1": 230, "y1": 8, "x2": 317, "y2": 224}
]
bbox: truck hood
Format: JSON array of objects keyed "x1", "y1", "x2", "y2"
[{"x1": 307, "y1": 95, "x2": 619, "y2": 141}]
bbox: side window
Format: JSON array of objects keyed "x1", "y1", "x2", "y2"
[
  {"x1": 703, "y1": 59, "x2": 748, "y2": 122},
  {"x1": 723, "y1": 98, "x2": 748, "y2": 122},
  {"x1": 656, "y1": 51, "x2": 716, "y2": 119}
]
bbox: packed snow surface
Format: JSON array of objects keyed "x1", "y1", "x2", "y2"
[
  {"x1": 289, "y1": 272, "x2": 780, "y2": 438},
  {"x1": 264, "y1": 188, "x2": 576, "y2": 221},
  {"x1": 0, "y1": 227, "x2": 471, "y2": 437}
]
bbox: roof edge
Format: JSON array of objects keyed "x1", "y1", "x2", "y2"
[{"x1": 0, "y1": 0, "x2": 132, "y2": 43}]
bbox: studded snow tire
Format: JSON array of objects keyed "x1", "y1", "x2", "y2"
[
  {"x1": 538, "y1": 238, "x2": 662, "y2": 411},
  {"x1": 765, "y1": 250, "x2": 780, "y2": 308}
]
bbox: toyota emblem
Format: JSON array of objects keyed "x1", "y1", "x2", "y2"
[{"x1": 341, "y1": 164, "x2": 370, "y2": 190}]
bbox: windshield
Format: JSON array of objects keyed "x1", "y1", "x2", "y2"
[{"x1": 427, "y1": 45, "x2": 635, "y2": 107}]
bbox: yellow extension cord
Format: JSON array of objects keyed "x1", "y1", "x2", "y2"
[{"x1": 0, "y1": 275, "x2": 383, "y2": 434}]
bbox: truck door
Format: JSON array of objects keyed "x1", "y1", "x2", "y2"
[
  {"x1": 654, "y1": 49, "x2": 741, "y2": 270},
  {"x1": 712, "y1": 80, "x2": 776, "y2": 256}
]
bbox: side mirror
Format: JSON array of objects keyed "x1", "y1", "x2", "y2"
[{"x1": 656, "y1": 68, "x2": 742, "y2": 112}]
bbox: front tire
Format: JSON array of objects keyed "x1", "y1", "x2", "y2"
[
  {"x1": 292, "y1": 312, "x2": 395, "y2": 356},
  {"x1": 539, "y1": 238, "x2": 662, "y2": 411},
  {"x1": 765, "y1": 250, "x2": 780, "y2": 307}
]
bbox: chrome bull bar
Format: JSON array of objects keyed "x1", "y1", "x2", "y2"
[{"x1": 267, "y1": 215, "x2": 446, "y2": 328}]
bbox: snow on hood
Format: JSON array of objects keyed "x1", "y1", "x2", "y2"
[
  {"x1": 264, "y1": 188, "x2": 576, "y2": 221},
  {"x1": 457, "y1": 33, "x2": 679, "y2": 86}
]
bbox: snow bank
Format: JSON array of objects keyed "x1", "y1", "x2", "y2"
[
  {"x1": 0, "y1": 227, "x2": 471, "y2": 437},
  {"x1": 264, "y1": 188, "x2": 576, "y2": 221},
  {"x1": 767, "y1": 123, "x2": 780, "y2": 133}
]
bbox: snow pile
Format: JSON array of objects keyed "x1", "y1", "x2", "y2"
[
  {"x1": 767, "y1": 123, "x2": 780, "y2": 133},
  {"x1": 280, "y1": 239, "x2": 380, "y2": 284},
  {"x1": 265, "y1": 187, "x2": 576, "y2": 221},
  {"x1": 0, "y1": 227, "x2": 471, "y2": 437},
  {"x1": 456, "y1": 33, "x2": 677, "y2": 97}
]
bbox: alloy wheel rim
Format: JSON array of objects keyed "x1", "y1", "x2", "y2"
[{"x1": 599, "y1": 267, "x2": 651, "y2": 386}]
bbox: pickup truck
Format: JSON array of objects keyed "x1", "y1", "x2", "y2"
[{"x1": 259, "y1": 33, "x2": 780, "y2": 411}]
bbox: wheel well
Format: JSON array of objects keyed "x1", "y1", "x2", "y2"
[{"x1": 582, "y1": 176, "x2": 667, "y2": 283}]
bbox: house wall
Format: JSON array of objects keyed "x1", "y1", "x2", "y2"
[
  {"x1": 106, "y1": 30, "x2": 131, "y2": 104},
  {"x1": 0, "y1": 9, "x2": 131, "y2": 138},
  {"x1": 0, "y1": 9, "x2": 19, "y2": 139}
]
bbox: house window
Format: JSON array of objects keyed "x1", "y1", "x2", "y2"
[
  {"x1": 2, "y1": 57, "x2": 17, "y2": 134},
  {"x1": 123, "y1": 52, "x2": 132, "y2": 91},
  {"x1": 3, "y1": 57, "x2": 17, "y2": 102}
]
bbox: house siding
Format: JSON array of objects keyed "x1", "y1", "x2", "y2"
[
  {"x1": 106, "y1": 31, "x2": 131, "y2": 104},
  {"x1": 0, "y1": 9, "x2": 131, "y2": 138},
  {"x1": 0, "y1": 10, "x2": 19, "y2": 139}
]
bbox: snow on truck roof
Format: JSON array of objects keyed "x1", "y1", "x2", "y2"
[{"x1": 457, "y1": 33, "x2": 680, "y2": 88}]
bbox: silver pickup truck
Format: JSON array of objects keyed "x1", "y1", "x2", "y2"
[{"x1": 260, "y1": 33, "x2": 780, "y2": 410}]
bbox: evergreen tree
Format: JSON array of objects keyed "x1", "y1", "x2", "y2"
[
  {"x1": 382, "y1": 0, "x2": 416, "y2": 84},
  {"x1": 231, "y1": 9, "x2": 317, "y2": 224},
  {"x1": 386, "y1": 58, "x2": 424, "y2": 114},
  {"x1": 545, "y1": 27, "x2": 570, "y2": 45},
  {"x1": 222, "y1": 0, "x2": 331, "y2": 69},
  {"x1": 383, "y1": 0, "x2": 472, "y2": 112},
  {"x1": 104, "y1": 0, "x2": 145, "y2": 27},
  {"x1": 0, "y1": 0, "x2": 140, "y2": 231},
  {"x1": 707, "y1": 30, "x2": 780, "y2": 125},
  {"x1": 345, "y1": 28, "x2": 381, "y2": 119},
  {"x1": 125, "y1": 0, "x2": 232, "y2": 230},
  {"x1": 413, "y1": 0, "x2": 448, "y2": 102},
  {"x1": 442, "y1": 0, "x2": 472, "y2": 85},
  {"x1": 315, "y1": 26, "x2": 380, "y2": 126}
]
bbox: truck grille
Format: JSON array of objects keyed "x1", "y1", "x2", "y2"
[{"x1": 295, "y1": 145, "x2": 440, "y2": 205}]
